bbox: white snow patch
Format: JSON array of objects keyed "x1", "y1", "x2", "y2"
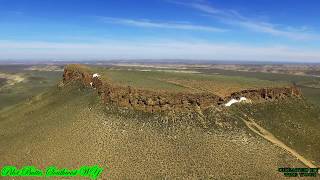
[
  {"x1": 239, "y1": 97, "x2": 247, "y2": 102},
  {"x1": 225, "y1": 99, "x2": 239, "y2": 107},
  {"x1": 93, "y1": 73, "x2": 100, "y2": 78},
  {"x1": 225, "y1": 97, "x2": 249, "y2": 107}
]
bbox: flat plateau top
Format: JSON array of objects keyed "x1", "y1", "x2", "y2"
[{"x1": 76, "y1": 65, "x2": 290, "y2": 97}]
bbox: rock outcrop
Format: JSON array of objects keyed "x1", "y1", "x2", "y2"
[
  {"x1": 62, "y1": 64, "x2": 302, "y2": 112},
  {"x1": 229, "y1": 87, "x2": 301, "y2": 101}
]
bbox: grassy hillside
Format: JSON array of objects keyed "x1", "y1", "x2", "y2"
[
  {"x1": 233, "y1": 99, "x2": 320, "y2": 166},
  {"x1": 1, "y1": 64, "x2": 319, "y2": 179},
  {"x1": 0, "y1": 82, "x2": 305, "y2": 179},
  {"x1": 0, "y1": 70, "x2": 62, "y2": 110}
]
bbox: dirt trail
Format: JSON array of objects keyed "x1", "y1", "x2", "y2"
[
  {"x1": 159, "y1": 79, "x2": 203, "y2": 93},
  {"x1": 240, "y1": 115, "x2": 319, "y2": 171}
]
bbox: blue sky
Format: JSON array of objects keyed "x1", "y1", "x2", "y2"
[{"x1": 0, "y1": 0, "x2": 320, "y2": 62}]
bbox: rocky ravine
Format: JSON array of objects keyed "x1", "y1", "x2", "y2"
[{"x1": 62, "y1": 64, "x2": 302, "y2": 112}]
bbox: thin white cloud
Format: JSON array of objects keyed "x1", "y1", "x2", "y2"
[
  {"x1": 0, "y1": 40, "x2": 319, "y2": 62},
  {"x1": 98, "y1": 17, "x2": 227, "y2": 32},
  {"x1": 220, "y1": 18, "x2": 320, "y2": 41},
  {"x1": 169, "y1": 0, "x2": 320, "y2": 40}
]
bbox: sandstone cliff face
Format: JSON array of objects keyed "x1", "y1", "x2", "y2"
[
  {"x1": 62, "y1": 65, "x2": 302, "y2": 112},
  {"x1": 63, "y1": 66, "x2": 92, "y2": 86},
  {"x1": 229, "y1": 87, "x2": 301, "y2": 101}
]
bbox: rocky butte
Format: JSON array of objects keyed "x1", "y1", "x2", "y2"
[{"x1": 62, "y1": 64, "x2": 302, "y2": 112}]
